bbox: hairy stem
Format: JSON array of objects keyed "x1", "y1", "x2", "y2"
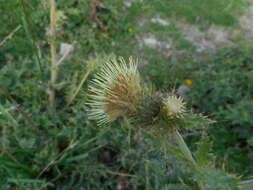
[{"x1": 49, "y1": 0, "x2": 57, "y2": 113}]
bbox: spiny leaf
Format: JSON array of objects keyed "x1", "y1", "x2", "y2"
[
  {"x1": 176, "y1": 112, "x2": 215, "y2": 131},
  {"x1": 195, "y1": 133, "x2": 213, "y2": 167},
  {"x1": 193, "y1": 167, "x2": 239, "y2": 190}
]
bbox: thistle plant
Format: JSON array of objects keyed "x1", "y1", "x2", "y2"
[{"x1": 87, "y1": 57, "x2": 213, "y2": 189}]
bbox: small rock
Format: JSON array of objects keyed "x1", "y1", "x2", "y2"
[
  {"x1": 124, "y1": 1, "x2": 132, "y2": 7},
  {"x1": 143, "y1": 37, "x2": 160, "y2": 47},
  {"x1": 60, "y1": 43, "x2": 74, "y2": 56},
  {"x1": 176, "y1": 22, "x2": 231, "y2": 52},
  {"x1": 177, "y1": 84, "x2": 190, "y2": 100},
  {"x1": 124, "y1": 0, "x2": 143, "y2": 7},
  {"x1": 239, "y1": 5, "x2": 253, "y2": 38},
  {"x1": 151, "y1": 17, "x2": 169, "y2": 26}
]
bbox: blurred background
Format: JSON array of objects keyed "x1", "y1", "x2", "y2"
[{"x1": 1, "y1": 0, "x2": 253, "y2": 189}]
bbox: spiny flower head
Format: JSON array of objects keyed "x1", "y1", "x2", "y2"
[
  {"x1": 161, "y1": 95, "x2": 186, "y2": 118},
  {"x1": 87, "y1": 57, "x2": 142, "y2": 125}
]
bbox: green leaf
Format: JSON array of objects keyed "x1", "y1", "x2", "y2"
[
  {"x1": 65, "y1": 153, "x2": 89, "y2": 163},
  {"x1": 175, "y1": 112, "x2": 215, "y2": 131},
  {"x1": 7, "y1": 178, "x2": 50, "y2": 184}
]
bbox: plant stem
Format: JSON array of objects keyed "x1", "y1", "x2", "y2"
[
  {"x1": 49, "y1": 0, "x2": 57, "y2": 113},
  {"x1": 19, "y1": 0, "x2": 42, "y2": 73},
  {"x1": 65, "y1": 68, "x2": 92, "y2": 108},
  {"x1": 0, "y1": 25, "x2": 21, "y2": 47},
  {"x1": 173, "y1": 129, "x2": 205, "y2": 190}
]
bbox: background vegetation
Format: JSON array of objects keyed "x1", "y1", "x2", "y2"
[{"x1": 0, "y1": 0, "x2": 253, "y2": 189}]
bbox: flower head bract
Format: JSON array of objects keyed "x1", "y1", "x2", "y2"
[
  {"x1": 87, "y1": 57, "x2": 142, "y2": 125},
  {"x1": 161, "y1": 95, "x2": 186, "y2": 118}
]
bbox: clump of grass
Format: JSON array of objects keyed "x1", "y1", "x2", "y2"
[{"x1": 151, "y1": 0, "x2": 247, "y2": 26}]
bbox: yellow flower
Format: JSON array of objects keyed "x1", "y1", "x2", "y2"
[
  {"x1": 128, "y1": 28, "x2": 133, "y2": 33},
  {"x1": 184, "y1": 79, "x2": 192, "y2": 86},
  {"x1": 101, "y1": 32, "x2": 109, "y2": 38},
  {"x1": 87, "y1": 57, "x2": 141, "y2": 125},
  {"x1": 162, "y1": 95, "x2": 186, "y2": 118}
]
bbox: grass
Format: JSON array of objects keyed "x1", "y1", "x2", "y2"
[
  {"x1": 150, "y1": 0, "x2": 247, "y2": 26},
  {"x1": 0, "y1": 0, "x2": 253, "y2": 189}
]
